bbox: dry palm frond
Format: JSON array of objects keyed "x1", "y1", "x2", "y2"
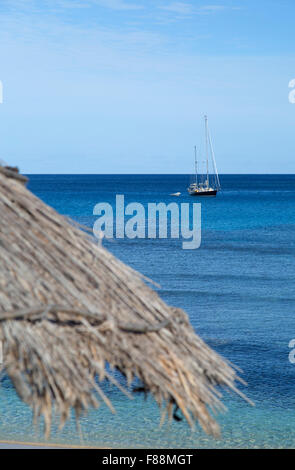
[{"x1": 0, "y1": 166, "x2": 250, "y2": 439}]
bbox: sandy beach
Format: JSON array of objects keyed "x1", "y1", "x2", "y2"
[{"x1": 0, "y1": 440, "x2": 103, "y2": 449}]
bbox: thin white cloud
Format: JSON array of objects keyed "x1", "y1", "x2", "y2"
[
  {"x1": 199, "y1": 5, "x2": 225, "y2": 12},
  {"x1": 2, "y1": 0, "x2": 144, "y2": 12},
  {"x1": 93, "y1": 0, "x2": 144, "y2": 10},
  {"x1": 159, "y1": 2, "x2": 227, "y2": 17},
  {"x1": 54, "y1": 1, "x2": 90, "y2": 8},
  {"x1": 159, "y1": 2, "x2": 193, "y2": 16}
]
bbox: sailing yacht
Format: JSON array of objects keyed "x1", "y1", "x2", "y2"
[{"x1": 187, "y1": 116, "x2": 221, "y2": 197}]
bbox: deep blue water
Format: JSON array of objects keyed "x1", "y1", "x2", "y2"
[{"x1": 1, "y1": 174, "x2": 295, "y2": 448}]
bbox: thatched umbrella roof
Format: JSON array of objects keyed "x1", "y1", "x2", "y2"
[{"x1": 0, "y1": 165, "x2": 249, "y2": 439}]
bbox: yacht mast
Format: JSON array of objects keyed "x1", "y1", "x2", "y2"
[
  {"x1": 205, "y1": 115, "x2": 209, "y2": 188},
  {"x1": 194, "y1": 146, "x2": 198, "y2": 185},
  {"x1": 208, "y1": 128, "x2": 221, "y2": 190}
]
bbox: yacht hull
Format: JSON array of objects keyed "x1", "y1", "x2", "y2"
[{"x1": 188, "y1": 190, "x2": 217, "y2": 197}]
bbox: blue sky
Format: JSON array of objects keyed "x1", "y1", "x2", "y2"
[{"x1": 0, "y1": 0, "x2": 294, "y2": 173}]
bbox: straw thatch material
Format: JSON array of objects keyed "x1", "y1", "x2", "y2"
[{"x1": 0, "y1": 166, "x2": 249, "y2": 439}]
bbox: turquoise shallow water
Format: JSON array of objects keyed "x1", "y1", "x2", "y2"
[{"x1": 1, "y1": 174, "x2": 295, "y2": 448}]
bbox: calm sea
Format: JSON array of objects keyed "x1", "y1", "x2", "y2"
[{"x1": 1, "y1": 174, "x2": 295, "y2": 448}]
